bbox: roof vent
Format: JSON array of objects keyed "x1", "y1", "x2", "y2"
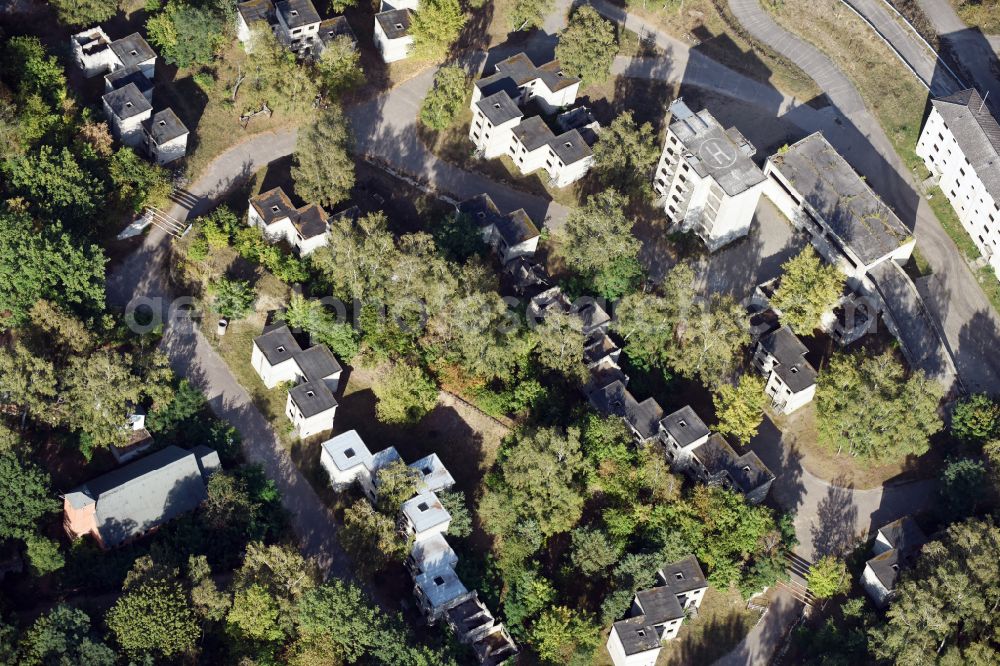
[
  {"x1": 494, "y1": 102, "x2": 501, "y2": 109},
  {"x1": 306, "y1": 390, "x2": 315, "y2": 398},
  {"x1": 276, "y1": 345, "x2": 286, "y2": 353},
  {"x1": 125, "y1": 101, "x2": 133, "y2": 108},
  {"x1": 158, "y1": 120, "x2": 166, "y2": 126},
  {"x1": 891, "y1": 564, "x2": 899, "y2": 571},
  {"x1": 418, "y1": 502, "x2": 429, "y2": 512},
  {"x1": 130, "y1": 49, "x2": 138, "y2": 56},
  {"x1": 675, "y1": 572, "x2": 684, "y2": 580},
  {"x1": 637, "y1": 629, "x2": 646, "y2": 637},
  {"x1": 271, "y1": 205, "x2": 280, "y2": 212},
  {"x1": 395, "y1": 22, "x2": 404, "y2": 30},
  {"x1": 564, "y1": 141, "x2": 572, "y2": 148},
  {"x1": 742, "y1": 465, "x2": 751, "y2": 473},
  {"x1": 433, "y1": 576, "x2": 445, "y2": 586},
  {"x1": 422, "y1": 466, "x2": 432, "y2": 475},
  {"x1": 678, "y1": 419, "x2": 687, "y2": 427},
  {"x1": 790, "y1": 366, "x2": 799, "y2": 374},
  {"x1": 291, "y1": 9, "x2": 298, "y2": 15},
  {"x1": 345, "y1": 447, "x2": 355, "y2": 458}
]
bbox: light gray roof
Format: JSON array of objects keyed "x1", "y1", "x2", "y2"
[
  {"x1": 409, "y1": 531, "x2": 458, "y2": 572},
  {"x1": 414, "y1": 564, "x2": 467, "y2": 609},
  {"x1": 932, "y1": 89, "x2": 1000, "y2": 205},
  {"x1": 70, "y1": 446, "x2": 214, "y2": 547},
  {"x1": 321, "y1": 430, "x2": 373, "y2": 472},
  {"x1": 368, "y1": 446, "x2": 402, "y2": 473},
  {"x1": 770, "y1": 132, "x2": 912, "y2": 265},
  {"x1": 408, "y1": 453, "x2": 455, "y2": 494},
  {"x1": 668, "y1": 99, "x2": 766, "y2": 197},
  {"x1": 402, "y1": 491, "x2": 450, "y2": 534}
]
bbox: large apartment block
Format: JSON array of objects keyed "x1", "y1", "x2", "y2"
[
  {"x1": 653, "y1": 99, "x2": 766, "y2": 251},
  {"x1": 469, "y1": 53, "x2": 598, "y2": 188},
  {"x1": 917, "y1": 89, "x2": 1000, "y2": 279}
]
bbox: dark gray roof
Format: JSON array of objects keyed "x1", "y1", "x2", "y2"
[
  {"x1": 550, "y1": 129, "x2": 593, "y2": 165},
  {"x1": 588, "y1": 381, "x2": 663, "y2": 440},
  {"x1": 105, "y1": 64, "x2": 152, "y2": 94},
  {"x1": 251, "y1": 187, "x2": 298, "y2": 224},
  {"x1": 70, "y1": 446, "x2": 213, "y2": 547},
  {"x1": 293, "y1": 203, "x2": 329, "y2": 239},
  {"x1": 867, "y1": 548, "x2": 904, "y2": 591},
  {"x1": 459, "y1": 193, "x2": 504, "y2": 228},
  {"x1": 109, "y1": 33, "x2": 156, "y2": 68},
  {"x1": 583, "y1": 334, "x2": 618, "y2": 366},
  {"x1": 635, "y1": 585, "x2": 685, "y2": 623},
  {"x1": 103, "y1": 83, "x2": 152, "y2": 120},
  {"x1": 476, "y1": 91, "x2": 523, "y2": 126},
  {"x1": 376, "y1": 8, "x2": 413, "y2": 40},
  {"x1": 760, "y1": 326, "x2": 817, "y2": 393},
  {"x1": 932, "y1": 89, "x2": 1000, "y2": 205},
  {"x1": 692, "y1": 434, "x2": 774, "y2": 495},
  {"x1": 276, "y1": 0, "x2": 320, "y2": 28},
  {"x1": 659, "y1": 555, "x2": 708, "y2": 594},
  {"x1": 476, "y1": 52, "x2": 580, "y2": 96},
  {"x1": 660, "y1": 406, "x2": 709, "y2": 447},
  {"x1": 495, "y1": 209, "x2": 538, "y2": 245},
  {"x1": 877, "y1": 516, "x2": 927, "y2": 552},
  {"x1": 295, "y1": 344, "x2": 342, "y2": 382},
  {"x1": 770, "y1": 133, "x2": 912, "y2": 265},
  {"x1": 512, "y1": 116, "x2": 551, "y2": 151},
  {"x1": 253, "y1": 323, "x2": 299, "y2": 366},
  {"x1": 319, "y1": 16, "x2": 356, "y2": 44},
  {"x1": 572, "y1": 298, "x2": 611, "y2": 334},
  {"x1": 288, "y1": 381, "x2": 337, "y2": 417},
  {"x1": 238, "y1": 0, "x2": 274, "y2": 24},
  {"x1": 867, "y1": 260, "x2": 956, "y2": 385},
  {"x1": 668, "y1": 99, "x2": 766, "y2": 197},
  {"x1": 612, "y1": 616, "x2": 661, "y2": 655},
  {"x1": 142, "y1": 108, "x2": 188, "y2": 145}
]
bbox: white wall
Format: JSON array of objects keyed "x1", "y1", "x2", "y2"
[
  {"x1": 374, "y1": 20, "x2": 413, "y2": 63},
  {"x1": 286, "y1": 393, "x2": 336, "y2": 439},
  {"x1": 861, "y1": 563, "x2": 892, "y2": 608},
  {"x1": 606, "y1": 627, "x2": 660, "y2": 666},
  {"x1": 917, "y1": 107, "x2": 1000, "y2": 278},
  {"x1": 104, "y1": 103, "x2": 151, "y2": 149},
  {"x1": 320, "y1": 447, "x2": 365, "y2": 489},
  {"x1": 71, "y1": 28, "x2": 120, "y2": 78},
  {"x1": 251, "y1": 342, "x2": 301, "y2": 388},
  {"x1": 469, "y1": 107, "x2": 519, "y2": 159},
  {"x1": 151, "y1": 134, "x2": 187, "y2": 165}
]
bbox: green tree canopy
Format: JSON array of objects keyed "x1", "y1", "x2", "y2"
[
  {"x1": 309, "y1": 211, "x2": 398, "y2": 302},
  {"x1": 0, "y1": 451, "x2": 58, "y2": 541},
  {"x1": 316, "y1": 35, "x2": 363, "y2": 97},
  {"x1": 770, "y1": 247, "x2": 844, "y2": 333},
  {"x1": 240, "y1": 28, "x2": 319, "y2": 114},
  {"x1": 3, "y1": 145, "x2": 105, "y2": 230},
  {"x1": 372, "y1": 362, "x2": 439, "y2": 424},
  {"x1": 480, "y1": 426, "x2": 587, "y2": 545},
  {"x1": 108, "y1": 147, "x2": 172, "y2": 213},
  {"x1": 339, "y1": 499, "x2": 410, "y2": 578},
  {"x1": 47, "y1": 0, "x2": 117, "y2": 26},
  {"x1": 291, "y1": 105, "x2": 355, "y2": 208},
  {"x1": 593, "y1": 111, "x2": 659, "y2": 192},
  {"x1": 408, "y1": 0, "x2": 467, "y2": 61},
  {"x1": 713, "y1": 374, "x2": 767, "y2": 445},
  {"x1": 569, "y1": 527, "x2": 620, "y2": 577},
  {"x1": 870, "y1": 518, "x2": 1000, "y2": 663},
  {"x1": 209, "y1": 277, "x2": 255, "y2": 319},
  {"x1": 816, "y1": 351, "x2": 944, "y2": 460},
  {"x1": 938, "y1": 457, "x2": 987, "y2": 519},
  {"x1": 438, "y1": 489, "x2": 473, "y2": 538},
  {"x1": 509, "y1": 0, "x2": 554, "y2": 30},
  {"x1": 950, "y1": 393, "x2": 1000, "y2": 446},
  {"x1": 555, "y1": 6, "x2": 617, "y2": 85},
  {"x1": 419, "y1": 66, "x2": 469, "y2": 130},
  {"x1": 533, "y1": 309, "x2": 586, "y2": 381},
  {"x1": 806, "y1": 555, "x2": 848, "y2": 599},
  {"x1": 278, "y1": 293, "x2": 360, "y2": 361},
  {"x1": 0, "y1": 210, "x2": 105, "y2": 326},
  {"x1": 2, "y1": 37, "x2": 66, "y2": 107},
  {"x1": 18, "y1": 604, "x2": 116, "y2": 666},
  {"x1": 560, "y1": 189, "x2": 639, "y2": 277},
  {"x1": 529, "y1": 606, "x2": 600, "y2": 665},
  {"x1": 146, "y1": 1, "x2": 225, "y2": 68}
]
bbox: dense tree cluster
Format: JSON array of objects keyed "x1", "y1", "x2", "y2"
[
  {"x1": 770, "y1": 247, "x2": 844, "y2": 333},
  {"x1": 556, "y1": 6, "x2": 617, "y2": 85}
]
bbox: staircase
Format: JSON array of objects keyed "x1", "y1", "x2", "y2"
[{"x1": 779, "y1": 552, "x2": 818, "y2": 607}]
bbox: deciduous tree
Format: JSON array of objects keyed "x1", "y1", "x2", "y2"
[
  {"x1": 816, "y1": 351, "x2": 943, "y2": 460},
  {"x1": 18, "y1": 605, "x2": 116, "y2": 666},
  {"x1": 713, "y1": 374, "x2": 767, "y2": 445},
  {"x1": 555, "y1": 6, "x2": 616, "y2": 85},
  {"x1": 278, "y1": 293, "x2": 360, "y2": 361},
  {"x1": 146, "y1": 1, "x2": 224, "y2": 68},
  {"x1": 560, "y1": 189, "x2": 639, "y2": 278},
  {"x1": 3, "y1": 145, "x2": 105, "y2": 230},
  {"x1": 316, "y1": 35, "x2": 363, "y2": 97},
  {"x1": 209, "y1": 277, "x2": 255, "y2": 319},
  {"x1": 419, "y1": 66, "x2": 469, "y2": 130},
  {"x1": 438, "y1": 489, "x2": 473, "y2": 538},
  {"x1": 291, "y1": 105, "x2": 355, "y2": 208},
  {"x1": 0, "y1": 452, "x2": 58, "y2": 541},
  {"x1": 48, "y1": 0, "x2": 116, "y2": 26},
  {"x1": 770, "y1": 247, "x2": 844, "y2": 333},
  {"x1": 509, "y1": 0, "x2": 554, "y2": 30},
  {"x1": 533, "y1": 309, "x2": 586, "y2": 380},
  {"x1": 950, "y1": 393, "x2": 1000, "y2": 445},
  {"x1": 569, "y1": 527, "x2": 620, "y2": 577},
  {"x1": 339, "y1": 500, "x2": 410, "y2": 578},
  {"x1": 309, "y1": 211, "x2": 397, "y2": 302},
  {"x1": 529, "y1": 606, "x2": 600, "y2": 665},
  {"x1": 593, "y1": 111, "x2": 659, "y2": 192},
  {"x1": 108, "y1": 147, "x2": 172, "y2": 213},
  {"x1": 59, "y1": 351, "x2": 147, "y2": 449},
  {"x1": 241, "y1": 29, "x2": 319, "y2": 114},
  {"x1": 806, "y1": 555, "x2": 848, "y2": 599},
  {"x1": 372, "y1": 362, "x2": 439, "y2": 424},
  {"x1": 408, "y1": 0, "x2": 466, "y2": 61}
]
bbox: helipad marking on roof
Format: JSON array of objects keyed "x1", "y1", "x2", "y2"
[{"x1": 699, "y1": 138, "x2": 737, "y2": 169}]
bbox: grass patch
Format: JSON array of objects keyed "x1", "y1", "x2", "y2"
[
  {"x1": 927, "y1": 186, "x2": 980, "y2": 261},
  {"x1": 765, "y1": 0, "x2": 929, "y2": 173},
  {"x1": 952, "y1": 0, "x2": 1000, "y2": 34},
  {"x1": 657, "y1": 587, "x2": 757, "y2": 665},
  {"x1": 624, "y1": 0, "x2": 821, "y2": 101}
]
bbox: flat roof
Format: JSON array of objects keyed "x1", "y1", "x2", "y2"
[
  {"x1": 409, "y1": 453, "x2": 455, "y2": 494},
  {"x1": 932, "y1": 89, "x2": 1000, "y2": 205},
  {"x1": 760, "y1": 325, "x2": 817, "y2": 393},
  {"x1": 319, "y1": 16, "x2": 356, "y2": 44},
  {"x1": 550, "y1": 129, "x2": 593, "y2": 165},
  {"x1": 659, "y1": 406, "x2": 709, "y2": 448},
  {"x1": 102, "y1": 82, "x2": 151, "y2": 120},
  {"x1": 402, "y1": 491, "x2": 450, "y2": 533},
  {"x1": 409, "y1": 531, "x2": 458, "y2": 572},
  {"x1": 588, "y1": 381, "x2": 663, "y2": 440},
  {"x1": 376, "y1": 8, "x2": 413, "y2": 40},
  {"x1": 415, "y1": 564, "x2": 467, "y2": 609},
  {"x1": 109, "y1": 33, "x2": 156, "y2": 68},
  {"x1": 288, "y1": 380, "x2": 337, "y2": 417},
  {"x1": 276, "y1": 0, "x2": 321, "y2": 29},
  {"x1": 238, "y1": 0, "x2": 274, "y2": 23},
  {"x1": 770, "y1": 132, "x2": 912, "y2": 265},
  {"x1": 668, "y1": 99, "x2": 766, "y2": 197},
  {"x1": 658, "y1": 555, "x2": 708, "y2": 594},
  {"x1": 612, "y1": 616, "x2": 661, "y2": 655},
  {"x1": 142, "y1": 108, "x2": 188, "y2": 145},
  {"x1": 369, "y1": 446, "x2": 402, "y2": 472},
  {"x1": 293, "y1": 203, "x2": 329, "y2": 239},
  {"x1": 635, "y1": 585, "x2": 684, "y2": 623},
  {"x1": 320, "y1": 430, "x2": 372, "y2": 472},
  {"x1": 476, "y1": 91, "x2": 522, "y2": 126}
]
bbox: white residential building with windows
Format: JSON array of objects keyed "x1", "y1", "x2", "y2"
[
  {"x1": 469, "y1": 52, "x2": 597, "y2": 188},
  {"x1": 456, "y1": 193, "x2": 540, "y2": 262},
  {"x1": 237, "y1": 0, "x2": 355, "y2": 57},
  {"x1": 606, "y1": 556, "x2": 709, "y2": 666},
  {"x1": 653, "y1": 99, "x2": 767, "y2": 251},
  {"x1": 247, "y1": 187, "x2": 344, "y2": 256},
  {"x1": 861, "y1": 517, "x2": 926, "y2": 608},
  {"x1": 752, "y1": 325, "x2": 818, "y2": 414},
  {"x1": 917, "y1": 89, "x2": 1000, "y2": 279}
]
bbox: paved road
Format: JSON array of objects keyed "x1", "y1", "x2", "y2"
[
  {"x1": 916, "y1": 0, "x2": 1000, "y2": 113},
  {"x1": 842, "y1": 0, "x2": 963, "y2": 95},
  {"x1": 729, "y1": 0, "x2": 1000, "y2": 395},
  {"x1": 714, "y1": 586, "x2": 803, "y2": 666}
]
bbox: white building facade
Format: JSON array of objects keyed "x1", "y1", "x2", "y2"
[
  {"x1": 751, "y1": 325, "x2": 818, "y2": 414},
  {"x1": 917, "y1": 89, "x2": 1000, "y2": 279},
  {"x1": 653, "y1": 99, "x2": 766, "y2": 251}
]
